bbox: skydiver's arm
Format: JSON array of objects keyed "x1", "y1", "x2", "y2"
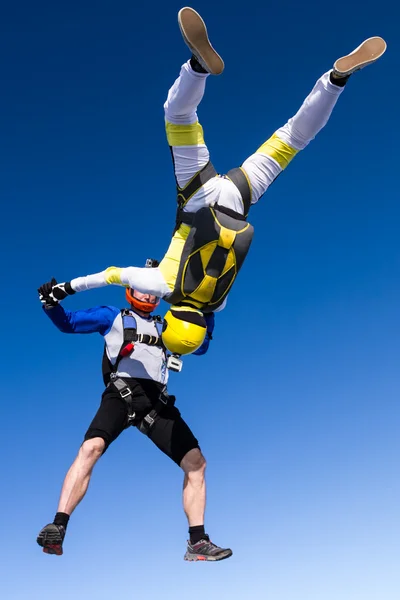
[
  {"x1": 43, "y1": 304, "x2": 119, "y2": 335},
  {"x1": 193, "y1": 312, "x2": 215, "y2": 356},
  {"x1": 70, "y1": 266, "x2": 171, "y2": 297}
]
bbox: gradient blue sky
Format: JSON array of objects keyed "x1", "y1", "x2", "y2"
[{"x1": 1, "y1": 0, "x2": 399, "y2": 598}]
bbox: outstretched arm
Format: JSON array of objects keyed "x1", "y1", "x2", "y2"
[
  {"x1": 71, "y1": 266, "x2": 171, "y2": 297},
  {"x1": 38, "y1": 278, "x2": 119, "y2": 334},
  {"x1": 47, "y1": 266, "x2": 172, "y2": 302},
  {"x1": 43, "y1": 304, "x2": 119, "y2": 335}
]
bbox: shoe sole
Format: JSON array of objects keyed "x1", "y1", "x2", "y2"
[
  {"x1": 184, "y1": 549, "x2": 233, "y2": 561},
  {"x1": 37, "y1": 525, "x2": 64, "y2": 556},
  {"x1": 42, "y1": 544, "x2": 63, "y2": 556},
  {"x1": 334, "y1": 36, "x2": 386, "y2": 76},
  {"x1": 178, "y1": 7, "x2": 224, "y2": 75}
]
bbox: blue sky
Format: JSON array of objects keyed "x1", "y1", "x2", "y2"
[{"x1": 1, "y1": 0, "x2": 399, "y2": 598}]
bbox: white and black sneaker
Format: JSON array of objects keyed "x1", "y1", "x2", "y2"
[
  {"x1": 178, "y1": 7, "x2": 224, "y2": 75},
  {"x1": 37, "y1": 523, "x2": 65, "y2": 556},
  {"x1": 333, "y1": 36, "x2": 387, "y2": 77},
  {"x1": 184, "y1": 536, "x2": 232, "y2": 561}
]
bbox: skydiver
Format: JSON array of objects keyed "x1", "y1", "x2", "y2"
[
  {"x1": 36, "y1": 269, "x2": 232, "y2": 561},
  {"x1": 45, "y1": 7, "x2": 387, "y2": 356}
]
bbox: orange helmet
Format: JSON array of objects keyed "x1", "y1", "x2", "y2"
[{"x1": 125, "y1": 288, "x2": 160, "y2": 313}]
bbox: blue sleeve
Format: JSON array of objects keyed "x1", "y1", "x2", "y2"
[
  {"x1": 193, "y1": 312, "x2": 215, "y2": 356},
  {"x1": 42, "y1": 304, "x2": 119, "y2": 336}
]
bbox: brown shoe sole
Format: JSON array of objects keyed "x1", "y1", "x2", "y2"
[
  {"x1": 178, "y1": 7, "x2": 224, "y2": 75},
  {"x1": 334, "y1": 36, "x2": 387, "y2": 75}
]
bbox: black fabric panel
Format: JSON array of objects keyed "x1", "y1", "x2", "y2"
[
  {"x1": 206, "y1": 246, "x2": 228, "y2": 277},
  {"x1": 183, "y1": 251, "x2": 204, "y2": 295},
  {"x1": 170, "y1": 308, "x2": 206, "y2": 327},
  {"x1": 233, "y1": 223, "x2": 254, "y2": 271},
  {"x1": 209, "y1": 267, "x2": 236, "y2": 307},
  {"x1": 213, "y1": 206, "x2": 249, "y2": 231},
  {"x1": 214, "y1": 203, "x2": 246, "y2": 221}
]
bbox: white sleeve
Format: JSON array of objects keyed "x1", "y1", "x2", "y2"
[
  {"x1": 70, "y1": 266, "x2": 171, "y2": 297},
  {"x1": 71, "y1": 271, "x2": 109, "y2": 292},
  {"x1": 119, "y1": 267, "x2": 171, "y2": 297}
]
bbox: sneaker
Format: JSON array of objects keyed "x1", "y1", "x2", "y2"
[
  {"x1": 178, "y1": 7, "x2": 224, "y2": 75},
  {"x1": 184, "y1": 536, "x2": 233, "y2": 561},
  {"x1": 37, "y1": 523, "x2": 65, "y2": 556},
  {"x1": 333, "y1": 36, "x2": 387, "y2": 77}
]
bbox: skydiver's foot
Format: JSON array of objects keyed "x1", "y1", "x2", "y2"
[
  {"x1": 37, "y1": 523, "x2": 65, "y2": 556},
  {"x1": 178, "y1": 7, "x2": 224, "y2": 75},
  {"x1": 184, "y1": 536, "x2": 233, "y2": 561},
  {"x1": 332, "y1": 36, "x2": 387, "y2": 78}
]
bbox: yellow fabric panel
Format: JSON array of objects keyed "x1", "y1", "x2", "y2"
[
  {"x1": 165, "y1": 120, "x2": 205, "y2": 147},
  {"x1": 191, "y1": 275, "x2": 217, "y2": 303},
  {"x1": 221, "y1": 249, "x2": 236, "y2": 276},
  {"x1": 218, "y1": 226, "x2": 236, "y2": 249},
  {"x1": 199, "y1": 241, "x2": 217, "y2": 271},
  {"x1": 257, "y1": 133, "x2": 298, "y2": 169},
  {"x1": 158, "y1": 224, "x2": 190, "y2": 290},
  {"x1": 104, "y1": 266, "x2": 123, "y2": 285}
]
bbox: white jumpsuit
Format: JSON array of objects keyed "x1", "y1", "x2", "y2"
[{"x1": 71, "y1": 61, "x2": 344, "y2": 299}]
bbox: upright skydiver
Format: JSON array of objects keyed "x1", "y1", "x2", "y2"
[
  {"x1": 46, "y1": 7, "x2": 387, "y2": 356},
  {"x1": 36, "y1": 265, "x2": 231, "y2": 561}
]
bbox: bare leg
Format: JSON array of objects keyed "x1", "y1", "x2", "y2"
[
  {"x1": 57, "y1": 437, "x2": 105, "y2": 514},
  {"x1": 180, "y1": 447, "x2": 233, "y2": 561},
  {"x1": 180, "y1": 448, "x2": 206, "y2": 526}
]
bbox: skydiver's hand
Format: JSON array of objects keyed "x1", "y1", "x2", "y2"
[
  {"x1": 38, "y1": 278, "x2": 59, "y2": 308},
  {"x1": 38, "y1": 278, "x2": 75, "y2": 308}
]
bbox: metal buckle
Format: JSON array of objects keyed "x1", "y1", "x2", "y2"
[
  {"x1": 144, "y1": 414, "x2": 155, "y2": 428},
  {"x1": 119, "y1": 387, "x2": 132, "y2": 399}
]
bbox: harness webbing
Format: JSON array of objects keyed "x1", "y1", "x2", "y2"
[
  {"x1": 225, "y1": 167, "x2": 252, "y2": 217},
  {"x1": 177, "y1": 161, "x2": 217, "y2": 208},
  {"x1": 112, "y1": 310, "x2": 164, "y2": 374}
]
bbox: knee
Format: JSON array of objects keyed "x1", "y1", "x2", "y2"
[
  {"x1": 80, "y1": 437, "x2": 105, "y2": 463},
  {"x1": 181, "y1": 448, "x2": 207, "y2": 480}
]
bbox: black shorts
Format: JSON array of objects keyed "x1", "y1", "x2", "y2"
[{"x1": 84, "y1": 378, "x2": 199, "y2": 465}]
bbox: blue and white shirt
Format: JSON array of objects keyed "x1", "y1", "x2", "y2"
[{"x1": 44, "y1": 304, "x2": 214, "y2": 385}]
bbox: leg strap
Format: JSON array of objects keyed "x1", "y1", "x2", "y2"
[
  {"x1": 138, "y1": 389, "x2": 176, "y2": 436},
  {"x1": 111, "y1": 377, "x2": 136, "y2": 425}
]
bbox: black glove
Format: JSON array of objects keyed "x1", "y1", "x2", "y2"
[{"x1": 38, "y1": 278, "x2": 75, "y2": 308}]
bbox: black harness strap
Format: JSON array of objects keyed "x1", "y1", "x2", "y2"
[
  {"x1": 138, "y1": 388, "x2": 176, "y2": 435},
  {"x1": 108, "y1": 311, "x2": 171, "y2": 429},
  {"x1": 111, "y1": 376, "x2": 137, "y2": 425},
  {"x1": 113, "y1": 310, "x2": 163, "y2": 373},
  {"x1": 225, "y1": 167, "x2": 252, "y2": 217},
  {"x1": 213, "y1": 203, "x2": 247, "y2": 221},
  {"x1": 177, "y1": 161, "x2": 217, "y2": 207},
  {"x1": 174, "y1": 161, "x2": 217, "y2": 232}
]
